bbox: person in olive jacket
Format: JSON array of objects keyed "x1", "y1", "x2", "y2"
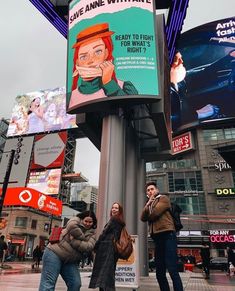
[
  {"x1": 141, "y1": 181, "x2": 183, "y2": 291},
  {"x1": 89, "y1": 202, "x2": 125, "y2": 291},
  {"x1": 39, "y1": 211, "x2": 97, "y2": 291}
]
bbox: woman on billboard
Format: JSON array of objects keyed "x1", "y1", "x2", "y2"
[{"x1": 68, "y1": 23, "x2": 138, "y2": 110}]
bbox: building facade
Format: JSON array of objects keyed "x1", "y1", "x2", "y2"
[{"x1": 146, "y1": 125, "x2": 235, "y2": 261}]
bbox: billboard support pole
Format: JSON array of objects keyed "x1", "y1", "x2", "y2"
[
  {"x1": 0, "y1": 150, "x2": 15, "y2": 217},
  {"x1": 96, "y1": 114, "x2": 126, "y2": 234}
]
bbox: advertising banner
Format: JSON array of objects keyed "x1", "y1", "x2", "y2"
[
  {"x1": 7, "y1": 87, "x2": 77, "y2": 137},
  {"x1": 3, "y1": 187, "x2": 62, "y2": 216},
  {"x1": 67, "y1": 0, "x2": 160, "y2": 113},
  {"x1": 31, "y1": 131, "x2": 67, "y2": 169},
  {"x1": 27, "y1": 169, "x2": 62, "y2": 195},
  {"x1": 171, "y1": 17, "x2": 235, "y2": 132},
  {"x1": 0, "y1": 136, "x2": 34, "y2": 188},
  {"x1": 115, "y1": 235, "x2": 139, "y2": 289}
]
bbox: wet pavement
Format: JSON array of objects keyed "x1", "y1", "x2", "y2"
[{"x1": 0, "y1": 262, "x2": 235, "y2": 290}]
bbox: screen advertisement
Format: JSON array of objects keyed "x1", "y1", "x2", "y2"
[
  {"x1": 3, "y1": 187, "x2": 62, "y2": 216},
  {"x1": 27, "y1": 169, "x2": 62, "y2": 195},
  {"x1": 170, "y1": 17, "x2": 235, "y2": 132},
  {"x1": 7, "y1": 87, "x2": 77, "y2": 137},
  {"x1": 31, "y1": 132, "x2": 67, "y2": 170},
  {"x1": 67, "y1": 0, "x2": 160, "y2": 114}
]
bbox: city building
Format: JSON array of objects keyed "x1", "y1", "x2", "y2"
[{"x1": 146, "y1": 125, "x2": 235, "y2": 261}]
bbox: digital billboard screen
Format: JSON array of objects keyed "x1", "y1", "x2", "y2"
[
  {"x1": 171, "y1": 17, "x2": 235, "y2": 132},
  {"x1": 27, "y1": 169, "x2": 62, "y2": 195},
  {"x1": 31, "y1": 132, "x2": 67, "y2": 170},
  {"x1": 7, "y1": 87, "x2": 77, "y2": 137},
  {"x1": 67, "y1": 0, "x2": 160, "y2": 114}
]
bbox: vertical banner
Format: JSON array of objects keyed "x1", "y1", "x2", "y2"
[
  {"x1": 115, "y1": 235, "x2": 139, "y2": 289},
  {"x1": 67, "y1": 0, "x2": 160, "y2": 113}
]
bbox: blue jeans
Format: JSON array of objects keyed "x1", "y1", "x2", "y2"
[
  {"x1": 39, "y1": 248, "x2": 81, "y2": 291},
  {"x1": 153, "y1": 231, "x2": 183, "y2": 291}
]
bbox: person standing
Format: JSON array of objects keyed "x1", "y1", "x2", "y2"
[
  {"x1": 140, "y1": 181, "x2": 183, "y2": 291},
  {"x1": 200, "y1": 242, "x2": 210, "y2": 279},
  {"x1": 89, "y1": 202, "x2": 125, "y2": 291},
  {"x1": 0, "y1": 235, "x2": 8, "y2": 265},
  {"x1": 39, "y1": 211, "x2": 97, "y2": 291},
  {"x1": 226, "y1": 246, "x2": 235, "y2": 275}
]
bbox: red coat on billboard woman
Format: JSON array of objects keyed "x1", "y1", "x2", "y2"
[{"x1": 68, "y1": 23, "x2": 138, "y2": 110}]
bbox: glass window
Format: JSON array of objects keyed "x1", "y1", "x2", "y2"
[
  {"x1": 224, "y1": 128, "x2": 235, "y2": 140},
  {"x1": 172, "y1": 194, "x2": 206, "y2": 215},
  {"x1": 168, "y1": 171, "x2": 203, "y2": 192},
  {"x1": 31, "y1": 219, "x2": 37, "y2": 229},
  {"x1": 15, "y1": 217, "x2": 28, "y2": 228}
]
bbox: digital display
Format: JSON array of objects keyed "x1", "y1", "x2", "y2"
[
  {"x1": 67, "y1": 0, "x2": 160, "y2": 114},
  {"x1": 7, "y1": 87, "x2": 77, "y2": 137},
  {"x1": 27, "y1": 169, "x2": 62, "y2": 195},
  {"x1": 170, "y1": 17, "x2": 235, "y2": 131}
]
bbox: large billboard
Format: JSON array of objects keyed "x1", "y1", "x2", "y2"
[
  {"x1": 27, "y1": 169, "x2": 62, "y2": 195},
  {"x1": 0, "y1": 136, "x2": 34, "y2": 188},
  {"x1": 67, "y1": 0, "x2": 160, "y2": 114},
  {"x1": 31, "y1": 132, "x2": 67, "y2": 170},
  {"x1": 7, "y1": 87, "x2": 77, "y2": 137},
  {"x1": 171, "y1": 17, "x2": 235, "y2": 131},
  {"x1": 4, "y1": 187, "x2": 62, "y2": 216}
]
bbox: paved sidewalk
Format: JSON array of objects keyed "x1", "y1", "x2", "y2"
[{"x1": 1, "y1": 262, "x2": 235, "y2": 290}]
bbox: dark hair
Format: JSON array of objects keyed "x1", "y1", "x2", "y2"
[
  {"x1": 109, "y1": 202, "x2": 125, "y2": 225},
  {"x1": 145, "y1": 181, "x2": 157, "y2": 190},
  {"x1": 77, "y1": 210, "x2": 97, "y2": 229}
]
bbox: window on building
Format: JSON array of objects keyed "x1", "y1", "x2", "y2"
[
  {"x1": 15, "y1": 217, "x2": 28, "y2": 228},
  {"x1": 203, "y1": 128, "x2": 235, "y2": 142},
  {"x1": 31, "y1": 219, "x2": 37, "y2": 229},
  {"x1": 172, "y1": 194, "x2": 206, "y2": 215},
  {"x1": 168, "y1": 171, "x2": 203, "y2": 192}
]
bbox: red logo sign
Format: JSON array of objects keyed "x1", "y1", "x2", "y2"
[
  {"x1": 3, "y1": 187, "x2": 62, "y2": 216},
  {"x1": 172, "y1": 132, "x2": 193, "y2": 155}
]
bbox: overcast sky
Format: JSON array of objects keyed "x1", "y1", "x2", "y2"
[{"x1": 0, "y1": 0, "x2": 233, "y2": 185}]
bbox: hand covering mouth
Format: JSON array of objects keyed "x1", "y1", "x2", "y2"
[{"x1": 73, "y1": 65, "x2": 102, "y2": 78}]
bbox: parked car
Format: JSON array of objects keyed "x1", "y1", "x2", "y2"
[{"x1": 196, "y1": 257, "x2": 227, "y2": 271}]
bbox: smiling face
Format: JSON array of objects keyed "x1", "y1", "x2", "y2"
[
  {"x1": 81, "y1": 216, "x2": 94, "y2": 229},
  {"x1": 111, "y1": 203, "x2": 120, "y2": 217},
  {"x1": 77, "y1": 38, "x2": 108, "y2": 80}
]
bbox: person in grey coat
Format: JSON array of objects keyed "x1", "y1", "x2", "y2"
[
  {"x1": 89, "y1": 202, "x2": 125, "y2": 291},
  {"x1": 39, "y1": 211, "x2": 97, "y2": 291}
]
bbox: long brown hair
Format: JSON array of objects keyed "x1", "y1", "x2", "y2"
[{"x1": 110, "y1": 202, "x2": 125, "y2": 225}]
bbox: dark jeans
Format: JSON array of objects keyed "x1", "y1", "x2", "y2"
[
  {"x1": 202, "y1": 262, "x2": 210, "y2": 277},
  {"x1": 153, "y1": 231, "x2": 183, "y2": 291}
]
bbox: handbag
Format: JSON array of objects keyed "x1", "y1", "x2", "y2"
[{"x1": 114, "y1": 227, "x2": 133, "y2": 260}]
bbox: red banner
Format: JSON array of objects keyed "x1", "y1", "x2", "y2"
[{"x1": 3, "y1": 187, "x2": 62, "y2": 216}]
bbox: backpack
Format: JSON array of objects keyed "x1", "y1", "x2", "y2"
[
  {"x1": 114, "y1": 227, "x2": 133, "y2": 260},
  {"x1": 169, "y1": 202, "x2": 183, "y2": 232},
  {"x1": 48, "y1": 227, "x2": 63, "y2": 244}
]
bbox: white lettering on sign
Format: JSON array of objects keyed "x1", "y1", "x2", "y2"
[{"x1": 172, "y1": 132, "x2": 192, "y2": 155}]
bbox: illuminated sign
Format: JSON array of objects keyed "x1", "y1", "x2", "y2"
[
  {"x1": 172, "y1": 132, "x2": 193, "y2": 154},
  {"x1": 67, "y1": 0, "x2": 160, "y2": 114},
  {"x1": 209, "y1": 230, "x2": 235, "y2": 243},
  {"x1": 31, "y1": 132, "x2": 67, "y2": 170},
  {"x1": 172, "y1": 17, "x2": 235, "y2": 131},
  {"x1": 27, "y1": 169, "x2": 62, "y2": 195},
  {"x1": 3, "y1": 187, "x2": 62, "y2": 216},
  {"x1": 7, "y1": 87, "x2": 76, "y2": 137},
  {"x1": 215, "y1": 188, "x2": 235, "y2": 197}
]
